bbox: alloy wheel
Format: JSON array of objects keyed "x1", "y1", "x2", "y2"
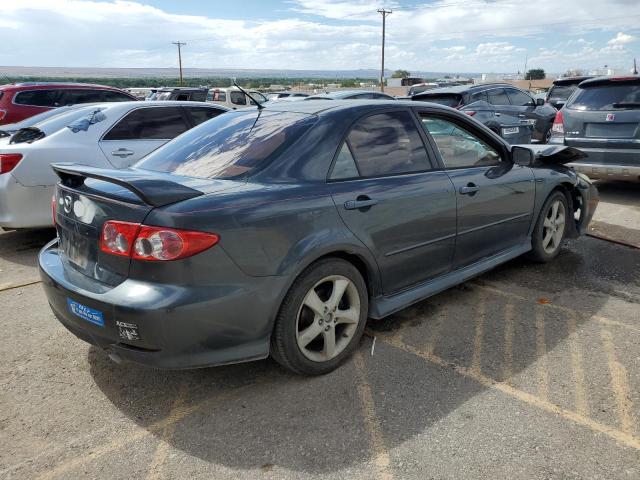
[
  {"x1": 542, "y1": 199, "x2": 566, "y2": 254},
  {"x1": 295, "y1": 275, "x2": 361, "y2": 362}
]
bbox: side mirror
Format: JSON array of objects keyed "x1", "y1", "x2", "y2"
[
  {"x1": 536, "y1": 98, "x2": 545, "y2": 106},
  {"x1": 512, "y1": 146, "x2": 535, "y2": 167}
]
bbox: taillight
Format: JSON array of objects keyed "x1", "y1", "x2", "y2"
[
  {"x1": 52, "y1": 196, "x2": 56, "y2": 225},
  {"x1": 0, "y1": 153, "x2": 23, "y2": 174},
  {"x1": 100, "y1": 221, "x2": 219, "y2": 261},
  {"x1": 551, "y1": 110, "x2": 564, "y2": 134},
  {"x1": 463, "y1": 110, "x2": 476, "y2": 116},
  {"x1": 0, "y1": 109, "x2": 6, "y2": 121}
]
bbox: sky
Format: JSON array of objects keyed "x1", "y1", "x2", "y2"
[{"x1": 1, "y1": 0, "x2": 639, "y2": 74}]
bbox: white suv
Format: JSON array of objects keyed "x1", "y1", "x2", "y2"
[{"x1": 206, "y1": 87, "x2": 268, "y2": 109}]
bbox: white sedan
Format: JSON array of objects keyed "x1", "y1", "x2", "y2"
[{"x1": 0, "y1": 101, "x2": 228, "y2": 229}]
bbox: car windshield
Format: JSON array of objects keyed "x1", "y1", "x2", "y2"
[
  {"x1": 548, "y1": 85, "x2": 578, "y2": 100},
  {"x1": 136, "y1": 110, "x2": 317, "y2": 179},
  {"x1": 567, "y1": 84, "x2": 640, "y2": 110}
]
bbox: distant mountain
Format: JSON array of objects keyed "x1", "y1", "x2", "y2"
[{"x1": 0, "y1": 66, "x2": 479, "y2": 79}]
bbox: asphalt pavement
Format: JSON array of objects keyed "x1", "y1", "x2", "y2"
[{"x1": 0, "y1": 188, "x2": 639, "y2": 480}]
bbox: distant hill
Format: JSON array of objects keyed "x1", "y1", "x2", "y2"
[{"x1": 0, "y1": 66, "x2": 478, "y2": 79}]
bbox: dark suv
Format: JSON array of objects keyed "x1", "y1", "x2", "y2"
[
  {"x1": 549, "y1": 76, "x2": 640, "y2": 181},
  {"x1": 546, "y1": 76, "x2": 594, "y2": 109},
  {"x1": 412, "y1": 83, "x2": 558, "y2": 143},
  {"x1": 0, "y1": 82, "x2": 137, "y2": 125}
]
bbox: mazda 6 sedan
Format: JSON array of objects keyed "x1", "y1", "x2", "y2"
[{"x1": 39, "y1": 100, "x2": 598, "y2": 375}]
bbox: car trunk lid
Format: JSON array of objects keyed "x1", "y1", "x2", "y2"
[{"x1": 52, "y1": 163, "x2": 236, "y2": 286}]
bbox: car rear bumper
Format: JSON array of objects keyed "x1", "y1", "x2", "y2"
[
  {"x1": 38, "y1": 239, "x2": 286, "y2": 369},
  {"x1": 574, "y1": 173, "x2": 599, "y2": 235},
  {"x1": 0, "y1": 174, "x2": 54, "y2": 229},
  {"x1": 565, "y1": 147, "x2": 640, "y2": 181}
]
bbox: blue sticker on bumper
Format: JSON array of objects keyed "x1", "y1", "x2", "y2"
[{"x1": 67, "y1": 298, "x2": 104, "y2": 327}]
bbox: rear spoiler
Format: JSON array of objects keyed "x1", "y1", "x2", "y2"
[{"x1": 52, "y1": 163, "x2": 203, "y2": 207}]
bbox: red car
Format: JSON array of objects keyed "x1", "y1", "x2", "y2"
[{"x1": 0, "y1": 82, "x2": 138, "y2": 125}]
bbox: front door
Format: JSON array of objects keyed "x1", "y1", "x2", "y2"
[
  {"x1": 419, "y1": 113, "x2": 535, "y2": 268},
  {"x1": 327, "y1": 110, "x2": 457, "y2": 294}
]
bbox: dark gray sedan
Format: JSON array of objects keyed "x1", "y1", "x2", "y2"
[{"x1": 39, "y1": 101, "x2": 598, "y2": 375}]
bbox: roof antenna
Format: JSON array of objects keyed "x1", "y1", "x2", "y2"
[{"x1": 233, "y1": 80, "x2": 264, "y2": 110}]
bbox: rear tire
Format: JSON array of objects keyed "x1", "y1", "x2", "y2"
[
  {"x1": 270, "y1": 258, "x2": 368, "y2": 375},
  {"x1": 528, "y1": 191, "x2": 568, "y2": 262}
]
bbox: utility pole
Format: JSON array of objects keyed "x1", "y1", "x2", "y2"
[
  {"x1": 172, "y1": 41, "x2": 186, "y2": 86},
  {"x1": 377, "y1": 9, "x2": 392, "y2": 92}
]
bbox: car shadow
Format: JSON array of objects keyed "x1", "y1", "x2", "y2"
[
  {"x1": 593, "y1": 180, "x2": 640, "y2": 208},
  {"x1": 87, "y1": 238, "x2": 634, "y2": 475},
  {"x1": 0, "y1": 227, "x2": 56, "y2": 268}
]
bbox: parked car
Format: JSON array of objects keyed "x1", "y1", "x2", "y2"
[
  {"x1": 0, "y1": 82, "x2": 137, "y2": 125},
  {"x1": 458, "y1": 101, "x2": 534, "y2": 144},
  {"x1": 549, "y1": 76, "x2": 640, "y2": 181},
  {"x1": 305, "y1": 90, "x2": 396, "y2": 100},
  {"x1": 266, "y1": 92, "x2": 309, "y2": 100},
  {"x1": 407, "y1": 83, "x2": 439, "y2": 96},
  {"x1": 39, "y1": 100, "x2": 597, "y2": 376},
  {"x1": 411, "y1": 83, "x2": 557, "y2": 143},
  {"x1": 206, "y1": 87, "x2": 268, "y2": 109},
  {"x1": 0, "y1": 101, "x2": 228, "y2": 229},
  {"x1": 147, "y1": 87, "x2": 209, "y2": 102},
  {"x1": 546, "y1": 76, "x2": 594, "y2": 110},
  {"x1": 0, "y1": 104, "x2": 96, "y2": 139}
]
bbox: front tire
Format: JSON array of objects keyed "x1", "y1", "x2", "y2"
[
  {"x1": 271, "y1": 258, "x2": 368, "y2": 375},
  {"x1": 528, "y1": 191, "x2": 568, "y2": 262}
]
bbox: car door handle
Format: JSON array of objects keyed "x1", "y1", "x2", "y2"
[
  {"x1": 111, "y1": 148, "x2": 134, "y2": 158},
  {"x1": 517, "y1": 114, "x2": 526, "y2": 117},
  {"x1": 494, "y1": 113, "x2": 501, "y2": 117},
  {"x1": 344, "y1": 197, "x2": 378, "y2": 210},
  {"x1": 459, "y1": 184, "x2": 480, "y2": 195}
]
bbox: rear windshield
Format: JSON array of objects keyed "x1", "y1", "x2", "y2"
[
  {"x1": 414, "y1": 94, "x2": 462, "y2": 107},
  {"x1": 548, "y1": 85, "x2": 578, "y2": 100},
  {"x1": 136, "y1": 110, "x2": 316, "y2": 179},
  {"x1": 567, "y1": 84, "x2": 640, "y2": 110}
]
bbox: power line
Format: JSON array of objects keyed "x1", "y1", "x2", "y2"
[
  {"x1": 172, "y1": 41, "x2": 186, "y2": 86},
  {"x1": 378, "y1": 9, "x2": 392, "y2": 92}
]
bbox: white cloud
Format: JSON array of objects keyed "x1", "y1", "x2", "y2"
[
  {"x1": 608, "y1": 32, "x2": 636, "y2": 46},
  {"x1": 0, "y1": 0, "x2": 639, "y2": 73}
]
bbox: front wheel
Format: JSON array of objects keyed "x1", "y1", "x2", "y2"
[
  {"x1": 528, "y1": 191, "x2": 568, "y2": 262},
  {"x1": 270, "y1": 258, "x2": 368, "y2": 375}
]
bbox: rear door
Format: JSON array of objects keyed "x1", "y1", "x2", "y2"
[
  {"x1": 563, "y1": 81, "x2": 640, "y2": 156},
  {"x1": 99, "y1": 106, "x2": 191, "y2": 168},
  {"x1": 418, "y1": 111, "x2": 535, "y2": 268},
  {"x1": 327, "y1": 109, "x2": 457, "y2": 294}
]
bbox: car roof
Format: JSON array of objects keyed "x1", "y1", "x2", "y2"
[
  {"x1": 308, "y1": 90, "x2": 389, "y2": 99},
  {"x1": 0, "y1": 82, "x2": 126, "y2": 91},
  {"x1": 578, "y1": 75, "x2": 640, "y2": 88},
  {"x1": 414, "y1": 83, "x2": 515, "y2": 96},
  {"x1": 552, "y1": 76, "x2": 594, "y2": 86},
  {"x1": 264, "y1": 98, "x2": 445, "y2": 116}
]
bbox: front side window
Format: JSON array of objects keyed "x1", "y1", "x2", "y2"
[
  {"x1": 136, "y1": 110, "x2": 316, "y2": 179},
  {"x1": 60, "y1": 89, "x2": 105, "y2": 105},
  {"x1": 230, "y1": 91, "x2": 246, "y2": 105},
  {"x1": 345, "y1": 111, "x2": 430, "y2": 177},
  {"x1": 421, "y1": 117, "x2": 501, "y2": 169},
  {"x1": 103, "y1": 107, "x2": 189, "y2": 140},
  {"x1": 506, "y1": 89, "x2": 533, "y2": 106},
  {"x1": 487, "y1": 88, "x2": 510, "y2": 106},
  {"x1": 13, "y1": 89, "x2": 58, "y2": 107}
]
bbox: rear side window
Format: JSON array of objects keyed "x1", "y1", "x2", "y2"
[
  {"x1": 567, "y1": 84, "x2": 640, "y2": 110},
  {"x1": 101, "y1": 90, "x2": 134, "y2": 102},
  {"x1": 416, "y1": 94, "x2": 461, "y2": 107},
  {"x1": 209, "y1": 90, "x2": 227, "y2": 102},
  {"x1": 344, "y1": 111, "x2": 430, "y2": 177},
  {"x1": 468, "y1": 91, "x2": 487, "y2": 103},
  {"x1": 175, "y1": 93, "x2": 190, "y2": 101},
  {"x1": 506, "y1": 89, "x2": 533, "y2": 106},
  {"x1": 13, "y1": 90, "x2": 58, "y2": 107},
  {"x1": 330, "y1": 143, "x2": 360, "y2": 180},
  {"x1": 103, "y1": 107, "x2": 189, "y2": 140},
  {"x1": 185, "y1": 106, "x2": 224, "y2": 126},
  {"x1": 487, "y1": 88, "x2": 510, "y2": 105},
  {"x1": 136, "y1": 110, "x2": 316, "y2": 179}
]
